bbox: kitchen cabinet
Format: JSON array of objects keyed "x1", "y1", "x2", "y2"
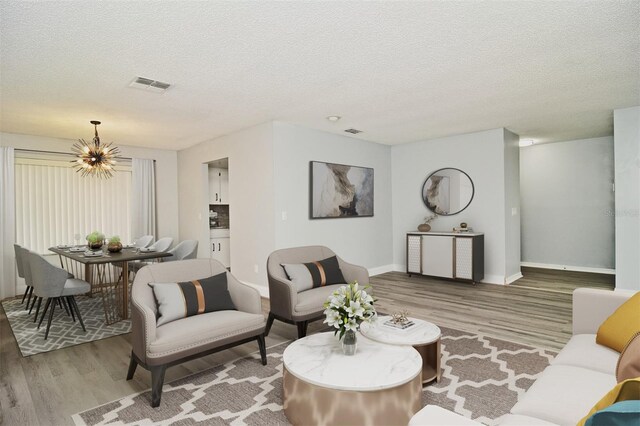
[
  {"x1": 211, "y1": 237, "x2": 230, "y2": 268},
  {"x1": 406, "y1": 232, "x2": 484, "y2": 283},
  {"x1": 209, "y1": 168, "x2": 229, "y2": 205}
]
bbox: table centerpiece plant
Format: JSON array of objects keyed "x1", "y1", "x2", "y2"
[
  {"x1": 86, "y1": 231, "x2": 105, "y2": 250},
  {"x1": 107, "y1": 235, "x2": 123, "y2": 253},
  {"x1": 323, "y1": 281, "x2": 377, "y2": 356}
]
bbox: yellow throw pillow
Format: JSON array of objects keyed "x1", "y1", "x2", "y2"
[
  {"x1": 577, "y1": 378, "x2": 640, "y2": 426},
  {"x1": 596, "y1": 292, "x2": 640, "y2": 352}
]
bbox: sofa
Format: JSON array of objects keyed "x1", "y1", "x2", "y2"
[{"x1": 410, "y1": 288, "x2": 636, "y2": 426}]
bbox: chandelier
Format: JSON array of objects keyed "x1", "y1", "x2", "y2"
[{"x1": 72, "y1": 120, "x2": 120, "y2": 178}]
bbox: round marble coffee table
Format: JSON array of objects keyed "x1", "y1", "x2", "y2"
[
  {"x1": 282, "y1": 332, "x2": 423, "y2": 426},
  {"x1": 360, "y1": 316, "x2": 442, "y2": 384}
]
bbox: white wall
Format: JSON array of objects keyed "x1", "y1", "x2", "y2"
[
  {"x1": 503, "y1": 129, "x2": 521, "y2": 282},
  {"x1": 272, "y1": 122, "x2": 393, "y2": 272},
  {"x1": 177, "y1": 123, "x2": 275, "y2": 290},
  {"x1": 391, "y1": 128, "x2": 510, "y2": 284},
  {"x1": 614, "y1": 106, "x2": 640, "y2": 290},
  {"x1": 0, "y1": 132, "x2": 179, "y2": 241},
  {"x1": 520, "y1": 136, "x2": 615, "y2": 272}
]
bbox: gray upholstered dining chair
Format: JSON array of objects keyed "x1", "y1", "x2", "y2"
[
  {"x1": 129, "y1": 237, "x2": 174, "y2": 274},
  {"x1": 133, "y1": 235, "x2": 155, "y2": 248},
  {"x1": 163, "y1": 240, "x2": 198, "y2": 262},
  {"x1": 14, "y1": 244, "x2": 32, "y2": 308},
  {"x1": 127, "y1": 258, "x2": 266, "y2": 407},
  {"x1": 26, "y1": 252, "x2": 91, "y2": 339},
  {"x1": 265, "y1": 245, "x2": 370, "y2": 339}
]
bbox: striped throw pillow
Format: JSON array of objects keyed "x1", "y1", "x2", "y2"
[
  {"x1": 281, "y1": 256, "x2": 346, "y2": 292},
  {"x1": 149, "y1": 272, "x2": 236, "y2": 326}
]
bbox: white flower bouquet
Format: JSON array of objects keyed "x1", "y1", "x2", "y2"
[{"x1": 323, "y1": 281, "x2": 377, "y2": 340}]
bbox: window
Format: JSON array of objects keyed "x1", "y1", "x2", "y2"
[{"x1": 15, "y1": 152, "x2": 132, "y2": 254}]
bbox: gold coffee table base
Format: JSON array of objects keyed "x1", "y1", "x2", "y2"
[{"x1": 283, "y1": 366, "x2": 422, "y2": 426}]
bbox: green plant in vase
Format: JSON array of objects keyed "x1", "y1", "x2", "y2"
[
  {"x1": 86, "y1": 231, "x2": 105, "y2": 250},
  {"x1": 107, "y1": 235, "x2": 123, "y2": 253}
]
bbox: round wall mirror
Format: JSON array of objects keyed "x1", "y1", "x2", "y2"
[{"x1": 422, "y1": 168, "x2": 474, "y2": 215}]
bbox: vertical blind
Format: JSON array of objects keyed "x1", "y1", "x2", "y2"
[{"x1": 15, "y1": 153, "x2": 132, "y2": 254}]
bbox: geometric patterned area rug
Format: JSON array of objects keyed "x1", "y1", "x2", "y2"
[
  {"x1": 2, "y1": 296, "x2": 131, "y2": 357},
  {"x1": 73, "y1": 326, "x2": 556, "y2": 426}
]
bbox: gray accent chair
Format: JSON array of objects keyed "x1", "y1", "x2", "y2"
[
  {"x1": 26, "y1": 252, "x2": 91, "y2": 339},
  {"x1": 127, "y1": 258, "x2": 266, "y2": 407},
  {"x1": 163, "y1": 240, "x2": 198, "y2": 262},
  {"x1": 265, "y1": 245, "x2": 369, "y2": 339}
]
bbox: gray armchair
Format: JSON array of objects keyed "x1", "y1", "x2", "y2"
[
  {"x1": 266, "y1": 245, "x2": 369, "y2": 339},
  {"x1": 127, "y1": 258, "x2": 266, "y2": 407}
]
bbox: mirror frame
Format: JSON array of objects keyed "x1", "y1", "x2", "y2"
[{"x1": 421, "y1": 167, "x2": 475, "y2": 216}]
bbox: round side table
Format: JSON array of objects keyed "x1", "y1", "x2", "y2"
[
  {"x1": 282, "y1": 332, "x2": 423, "y2": 426},
  {"x1": 360, "y1": 316, "x2": 442, "y2": 384}
]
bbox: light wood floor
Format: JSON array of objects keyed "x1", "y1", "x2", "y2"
[{"x1": 0, "y1": 268, "x2": 614, "y2": 425}]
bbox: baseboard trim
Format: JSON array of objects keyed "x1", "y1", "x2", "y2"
[
  {"x1": 521, "y1": 262, "x2": 615, "y2": 275},
  {"x1": 481, "y1": 275, "x2": 506, "y2": 285},
  {"x1": 368, "y1": 264, "x2": 396, "y2": 276},
  {"x1": 506, "y1": 272, "x2": 523, "y2": 284},
  {"x1": 240, "y1": 280, "x2": 270, "y2": 298}
]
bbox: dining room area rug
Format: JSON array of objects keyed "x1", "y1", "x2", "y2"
[
  {"x1": 2, "y1": 295, "x2": 131, "y2": 357},
  {"x1": 72, "y1": 326, "x2": 556, "y2": 426}
]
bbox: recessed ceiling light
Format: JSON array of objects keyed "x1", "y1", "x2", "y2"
[
  {"x1": 326, "y1": 116, "x2": 341, "y2": 122},
  {"x1": 519, "y1": 139, "x2": 535, "y2": 147}
]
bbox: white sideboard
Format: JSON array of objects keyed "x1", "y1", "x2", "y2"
[{"x1": 406, "y1": 232, "x2": 484, "y2": 283}]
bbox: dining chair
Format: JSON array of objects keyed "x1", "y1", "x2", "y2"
[
  {"x1": 14, "y1": 244, "x2": 32, "y2": 308},
  {"x1": 129, "y1": 237, "x2": 174, "y2": 275},
  {"x1": 133, "y1": 235, "x2": 154, "y2": 249},
  {"x1": 163, "y1": 240, "x2": 198, "y2": 262},
  {"x1": 26, "y1": 252, "x2": 91, "y2": 339}
]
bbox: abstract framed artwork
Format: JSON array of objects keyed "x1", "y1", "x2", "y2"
[{"x1": 310, "y1": 161, "x2": 374, "y2": 219}]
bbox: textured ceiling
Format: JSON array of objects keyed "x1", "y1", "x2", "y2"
[{"x1": 0, "y1": 1, "x2": 638, "y2": 150}]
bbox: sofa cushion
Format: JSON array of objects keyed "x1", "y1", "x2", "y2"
[
  {"x1": 282, "y1": 256, "x2": 346, "y2": 292},
  {"x1": 149, "y1": 310, "x2": 264, "y2": 356},
  {"x1": 149, "y1": 272, "x2": 236, "y2": 326},
  {"x1": 596, "y1": 291, "x2": 640, "y2": 352},
  {"x1": 510, "y1": 365, "x2": 616, "y2": 426},
  {"x1": 294, "y1": 284, "x2": 344, "y2": 315},
  {"x1": 498, "y1": 414, "x2": 558, "y2": 425},
  {"x1": 551, "y1": 334, "x2": 619, "y2": 376},
  {"x1": 577, "y1": 379, "x2": 640, "y2": 426},
  {"x1": 617, "y1": 332, "x2": 640, "y2": 382}
]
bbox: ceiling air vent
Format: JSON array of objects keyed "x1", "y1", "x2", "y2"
[
  {"x1": 344, "y1": 128, "x2": 363, "y2": 134},
  {"x1": 129, "y1": 76, "x2": 171, "y2": 93}
]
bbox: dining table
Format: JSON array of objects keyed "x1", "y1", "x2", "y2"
[{"x1": 49, "y1": 246, "x2": 172, "y2": 324}]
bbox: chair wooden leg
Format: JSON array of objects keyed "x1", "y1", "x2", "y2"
[
  {"x1": 44, "y1": 298, "x2": 57, "y2": 339},
  {"x1": 69, "y1": 297, "x2": 86, "y2": 332},
  {"x1": 33, "y1": 297, "x2": 43, "y2": 323},
  {"x1": 21, "y1": 286, "x2": 30, "y2": 304},
  {"x1": 66, "y1": 297, "x2": 76, "y2": 322},
  {"x1": 257, "y1": 333, "x2": 267, "y2": 365},
  {"x1": 150, "y1": 365, "x2": 167, "y2": 408},
  {"x1": 264, "y1": 312, "x2": 275, "y2": 336},
  {"x1": 38, "y1": 298, "x2": 51, "y2": 328},
  {"x1": 60, "y1": 298, "x2": 70, "y2": 316},
  {"x1": 28, "y1": 290, "x2": 37, "y2": 314},
  {"x1": 25, "y1": 286, "x2": 34, "y2": 310},
  {"x1": 126, "y1": 352, "x2": 138, "y2": 380},
  {"x1": 297, "y1": 321, "x2": 308, "y2": 339}
]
